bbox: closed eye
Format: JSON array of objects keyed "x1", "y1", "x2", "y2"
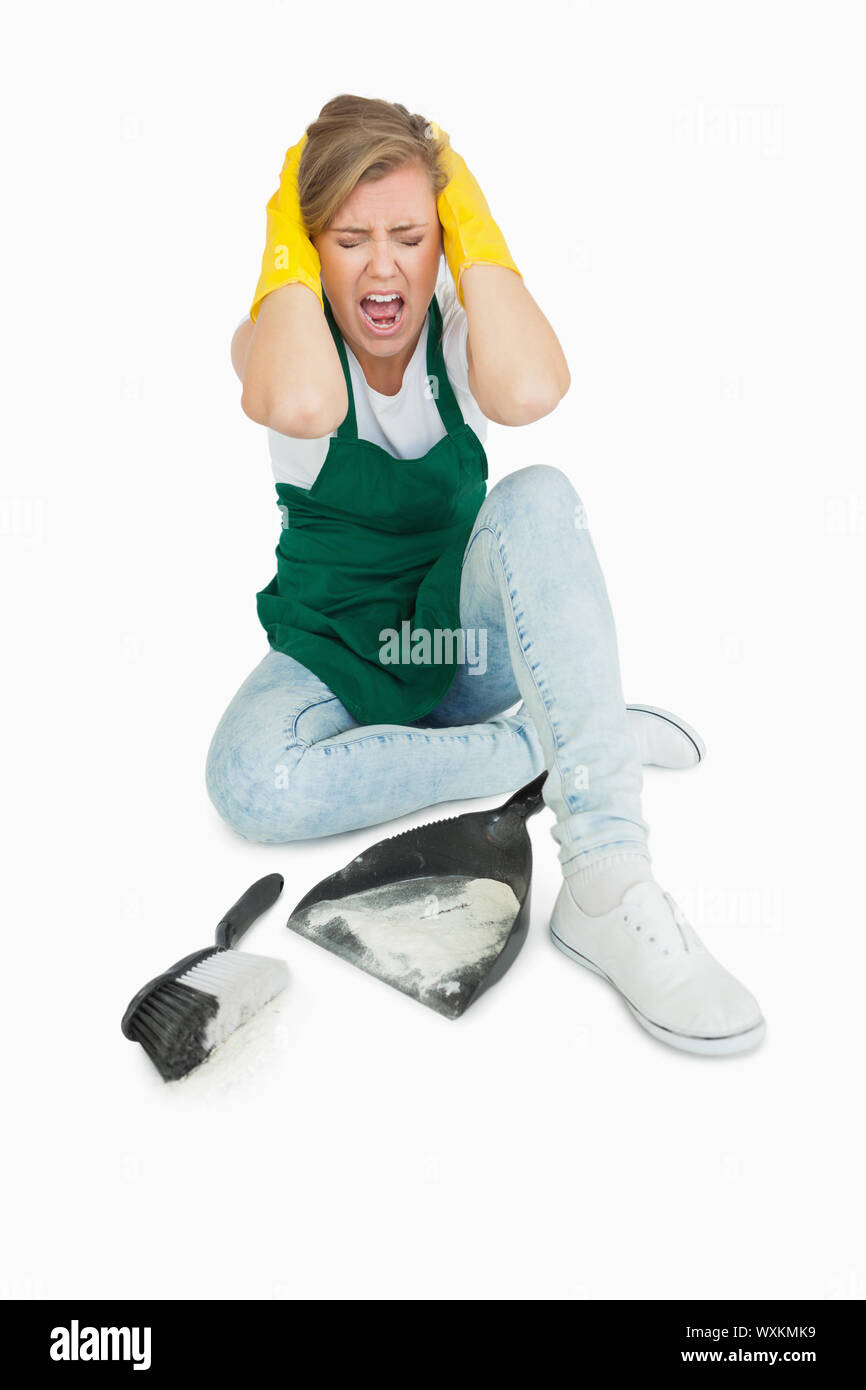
[{"x1": 337, "y1": 238, "x2": 423, "y2": 249}]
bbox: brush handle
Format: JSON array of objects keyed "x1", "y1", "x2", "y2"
[{"x1": 214, "y1": 872, "x2": 285, "y2": 949}]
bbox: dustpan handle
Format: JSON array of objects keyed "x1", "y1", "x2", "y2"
[{"x1": 499, "y1": 771, "x2": 548, "y2": 819}]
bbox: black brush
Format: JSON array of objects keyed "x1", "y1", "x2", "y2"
[{"x1": 121, "y1": 873, "x2": 287, "y2": 1081}]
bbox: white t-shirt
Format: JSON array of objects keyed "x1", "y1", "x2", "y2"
[{"x1": 266, "y1": 254, "x2": 488, "y2": 489}]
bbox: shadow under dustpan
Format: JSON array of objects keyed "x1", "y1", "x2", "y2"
[{"x1": 286, "y1": 771, "x2": 548, "y2": 1019}]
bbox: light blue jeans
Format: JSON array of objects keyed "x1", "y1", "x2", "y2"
[{"x1": 206, "y1": 465, "x2": 650, "y2": 877}]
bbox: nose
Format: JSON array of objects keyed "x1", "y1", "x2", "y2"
[{"x1": 366, "y1": 233, "x2": 402, "y2": 278}]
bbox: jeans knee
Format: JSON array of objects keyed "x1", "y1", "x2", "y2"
[
  {"x1": 489, "y1": 463, "x2": 583, "y2": 515},
  {"x1": 205, "y1": 719, "x2": 309, "y2": 844}
]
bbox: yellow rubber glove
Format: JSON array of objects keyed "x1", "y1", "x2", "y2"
[
  {"x1": 249, "y1": 133, "x2": 323, "y2": 324},
  {"x1": 428, "y1": 121, "x2": 523, "y2": 309}
]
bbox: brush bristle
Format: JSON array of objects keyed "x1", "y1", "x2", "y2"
[{"x1": 128, "y1": 950, "x2": 289, "y2": 1082}]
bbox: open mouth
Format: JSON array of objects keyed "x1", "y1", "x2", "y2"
[{"x1": 358, "y1": 293, "x2": 406, "y2": 334}]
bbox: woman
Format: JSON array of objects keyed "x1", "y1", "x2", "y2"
[{"x1": 206, "y1": 95, "x2": 765, "y2": 1056}]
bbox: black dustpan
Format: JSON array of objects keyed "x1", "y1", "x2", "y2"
[{"x1": 286, "y1": 770, "x2": 548, "y2": 1019}]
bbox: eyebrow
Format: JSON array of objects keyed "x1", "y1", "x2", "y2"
[{"x1": 330, "y1": 221, "x2": 431, "y2": 233}]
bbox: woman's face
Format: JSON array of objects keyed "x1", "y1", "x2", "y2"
[{"x1": 313, "y1": 161, "x2": 443, "y2": 380}]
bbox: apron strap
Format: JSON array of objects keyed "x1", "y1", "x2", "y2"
[
  {"x1": 424, "y1": 292, "x2": 466, "y2": 436},
  {"x1": 322, "y1": 291, "x2": 359, "y2": 440}
]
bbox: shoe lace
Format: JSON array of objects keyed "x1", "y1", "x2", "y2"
[{"x1": 620, "y1": 889, "x2": 692, "y2": 955}]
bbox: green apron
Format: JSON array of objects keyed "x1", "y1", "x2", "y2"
[{"x1": 256, "y1": 288, "x2": 489, "y2": 726}]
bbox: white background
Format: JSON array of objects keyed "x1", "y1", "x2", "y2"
[{"x1": 3, "y1": 0, "x2": 864, "y2": 1300}]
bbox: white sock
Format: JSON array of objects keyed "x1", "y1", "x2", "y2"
[{"x1": 565, "y1": 852, "x2": 654, "y2": 916}]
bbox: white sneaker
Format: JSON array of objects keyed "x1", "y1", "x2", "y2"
[
  {"x1": 626, "y1": 705, "x2": 707, "y2": 769},
  {"x1": 549, "y1": 877, "x2": 766, "y2": 1055}
]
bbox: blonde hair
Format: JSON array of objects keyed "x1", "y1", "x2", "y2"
[{"x1": 297, "y1": 94, "x2": 450, "y2": 238}]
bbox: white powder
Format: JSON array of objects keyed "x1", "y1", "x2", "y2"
[{"x1": 294, "y1": 875, "x2": 521, "y2": 1000}]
